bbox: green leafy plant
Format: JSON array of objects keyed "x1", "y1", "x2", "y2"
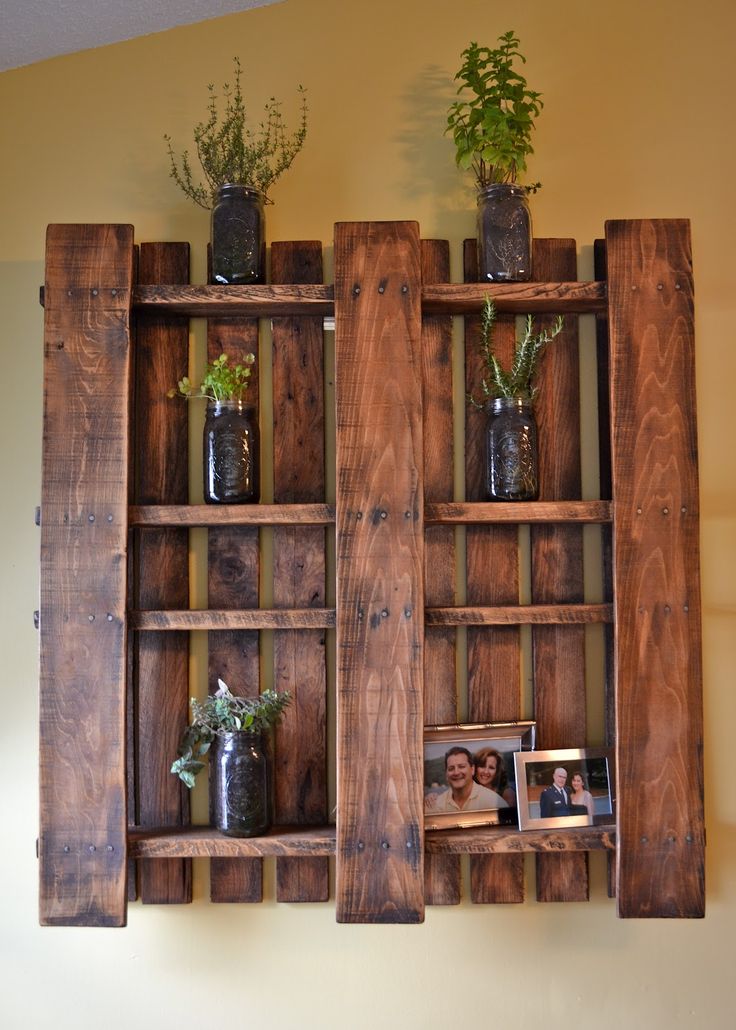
[
  {"x1": 168, "y1": 352, "x2": 255, "y2": 401},
  {"x1": 469, "y1": 297, "x2": 563, "y2": 406},
  {"x1": 165, "y1": 56, "x2": 308, "y2": 208},
  {"x1": 171, "y1": 679, "x2": 292, "y2": 788},
  {"x1": 447, "y1": 30, "x2": 543, "y2": 191}
]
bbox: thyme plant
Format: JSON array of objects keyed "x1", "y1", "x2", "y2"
[
  {"x1": 165, "y1": 57, "x2": 308, "y2": 207},
  {"x1": 447, "y1": 31, "x2": 543, "y2": 190},
  {"x1": 172, "y1": 680, "x2": 292, "y2": 788},
  {"x1": 469, "y1": 297, "x2": 563, "y2": 406}
]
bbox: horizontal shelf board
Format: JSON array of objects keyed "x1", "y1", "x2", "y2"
[
  {"x1": 131, "y1": 281, "x2": 606, "y2": 318},
  {"x1": 422, "y1": 281, "x2": 607, "y2": 314},
  {"x1": 129, "y1": 503, "x2": 336, "y2": 527},
  {"x1": 128, "y1": 823, "x2": 615, "y2": 858},
  {"x1": 425, "y1": 824, "x2": 616, "y2": 854},
  {"x1": 133, "y1": 283, "x2": 335, "y2": 316},
  {"x1": 130, "y1": 608, "x2": 336, "y2": 630},
  {"x1": 128, "y1": 825, "x2": 336, "y2": 858},
  {"x1": 426, "y1": 604, "x2": 613, "y2": 626},
  {"x1": 425, "y1": 501, "x2": 612, "y2": 524}
]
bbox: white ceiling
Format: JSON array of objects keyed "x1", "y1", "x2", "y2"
[{"x1": 1, "y1": 0, "x2": 280, "y2": 73}]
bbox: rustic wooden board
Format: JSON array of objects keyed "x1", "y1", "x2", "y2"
[
  {"x1": 421, "y1": 239, "x2": 461, "y2": 906},
  {"x1": 334, "y1": 222, "x2": 425, "y2": 923},
  {"x1": 271, "y1": 240, "x2": 329, "y2": 903},
  {"x1": 207, "y1": 311, "x2": 263, "y2": 903},
  {"x1": 530, "y1": 239, "x2": 589, "y2": 903},
  {"x1": 39, "y1": 224, "x2": 134, "y2": 925},
  {"x1": 605, "y1": 219, "x2": 704, "y2": 918},
  {"x1": 464, "y1": 240, "x2": 524, "y2": 905},
  {"x1": 129, "y1": 503, "x2": 335, "y2": 526},
  {"x1": 134, "y1": 242, "x2": 192, "y2": 905},
  {"x1": 131, "y1": 608, "x2": 335, "y2": 630}
]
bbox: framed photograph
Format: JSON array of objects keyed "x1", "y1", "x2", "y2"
[
  {"x1": 424, "y1": 721, "x2": 536, "y2": 830},
  {"x1": 513, "y1": 748, "x2": 615, "y2": 830}
]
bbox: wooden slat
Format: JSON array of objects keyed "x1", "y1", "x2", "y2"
[
  {"x1": 129, "y1": 826, "x2": 336, "y2": 858},
  {"x1": 427, "y1": 604, "x2": 612, "y2": 625},
  {"x1": 207, "y1": 309, "x2": 263, "y2": 903},
  {"x1": 606, "y1": 219, "x2": 704, "y2": 918},
  {"x1": 531, "y1": 238, "x2": 589, "y2": 903},
  {"x1": 131, "y1": 608, "x2": 335, "y2": 630},
  {"x1": 134, "y1": 242, "x2": 192, "y2": 906},
  {"x1": 421, "y1": 239, "x2": 461, "y2": 906},
  {"x1": 131, "y1": 280, "x2": 606, "y2": 317},
  {"x1": 129, "y1": 503, "x2": 335, "y2": 526},
  {"x1": 423, "y1": 280, "x2": 606, "y2": 314},
  {"x1": 334, "y1": 221, "x2": 425, "y2": 923},
  {"x1": 39, "y1": 224, "x2": 134, "y2": 926},
  {"x1": 426, "y1": 501, "x2": 612, "y2": 523},
  {"x1": 271, "y1": 240, "x2": 329, "y2": 903},
  {"x1": 463, "y1": 239, "x2": 524, "y2": 905},
  {"x1": 426, "y1": 825, "x2": 615, "y2": 854}
]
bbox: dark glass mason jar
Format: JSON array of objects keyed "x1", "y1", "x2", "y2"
[
  {"x1": 210, "y1": 183, "x2": 266, "y2": 285},
  {"x1": 477, "y1": 183, "x2": 532, "y2": 282},
  {"x1": 485, "y1": 397, "x2": 539, "y2": 501},
  {"x1": 210, "y1": 731, "x2": 271, "y2": 837},
  {"x1": 204, "y1": 399, "x2": 259, "y2": 504}
]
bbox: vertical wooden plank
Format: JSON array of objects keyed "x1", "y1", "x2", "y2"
[
  {"x1": 207, "y1": 315, "x2": 263, "y2": 903},
  {"x1": 421, "y1": 239, "x2": 461, "y2": 906},
  {"x1": 334, "y1": 221, "x2": 425, "y2": 923},
  {"x1": 605, "y1": 219, "x2": 704, "y2": 918},
  {"x1": 271, "y1": 240, "x2": 329, "y2": 902},
  {"x1": 531, "y1": 238, "x2": 589, "y2": 903},
  {"x1": 135, "y1": 242, "x2": 192, "y2": 905},
  {"x1": 594, "y1": 238, "x2": 617, "y2": 899},
  {"x1": 39, "y1": 224, "x2": 134, "y2": 925},
  {"x1": 463, "y1": 240, "x2": 525, "y2": 904}
]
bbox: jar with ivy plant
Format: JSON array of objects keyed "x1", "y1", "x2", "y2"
[
  {"x1": 172, "y1": 680, "x2": 292, "y2": 837},
  {"x1": 469, "y1": 298, "x2": 563, "y2": 500},
  {"x1": 447, "y1": 31, "x2": 543, "y2": 283},
  {"x1": 169, "y1": 352, "x2": 259, "y2": 503},
  {"x1": 165, "y1": 57, "x2": 308, "y2": 285}
]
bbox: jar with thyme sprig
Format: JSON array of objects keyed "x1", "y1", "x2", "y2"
[{"x1": 469, "y1": 297, "x2": 563, "y2": 500}]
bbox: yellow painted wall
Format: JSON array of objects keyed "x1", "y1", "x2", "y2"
[{"x1": 2, "y1": 0, "x2": 734, "y2": 1026}]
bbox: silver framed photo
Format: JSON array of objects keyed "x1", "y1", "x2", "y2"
[
  {"x1": 513, "y1": 747, "x2": 615, "y2": 830},
  {"x1": 424, "y1": 721, "x2": 536, "y2": 830}
]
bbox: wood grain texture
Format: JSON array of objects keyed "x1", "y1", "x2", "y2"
[
  {"x1": 130, "y1": 608, "x2": 335, "y2": 630},
  {"x1": 605, "y1": 219, "x2": 704, "y2": 918},
  {"x1": 464, "y1": 239, "x2": 524, "y2": 904},
  {"x1": 271, "y1": 240, "x2": 329, "y2": 902},
  {"x1": 421, "y1": 240, "x2": 461, "y2": 906},
  {"x1": 426, "y1": 501, "x2": 612, "y2": 523},
  {"x1": 530, "y1": 238, "x2": 589, "y2": 903},
  {"x1": 427, "y1": 605, "x2": 611, "y2": 625},
  {"x1": 426, "y1": 824, "x2": 615, "y2": 854},
  {"x1": 129, "y1": 503, "x2": 335, "y2": 526},
  {"x1": 207, "y1": 311, "x2": 263, "y2": 903},
  {"x1": 134, "y1": 242, "x2": 192, "y2": 906},
  {"x1": 334, "y1": 222, "x2": 425, "y2": 923},
  {"x1": 39, "y1": 224, "x2": 134, "y2": 925},
  {"x1": 129, "y1": 825, "x2": 336, "y2": 858}
]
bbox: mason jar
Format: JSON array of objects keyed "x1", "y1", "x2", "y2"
[
  {"x1": 204, "y1": 399, "x2": 259, "y2": 504},
  {"x1": 485, "y1": 396, "x2": 539, "y2": 501},
  {"x1": 210, "y1": 183, "x2": 266, "y2": 285},
  {"x1": 477, "y1": 183, "x2": 532, "y2": 282}
]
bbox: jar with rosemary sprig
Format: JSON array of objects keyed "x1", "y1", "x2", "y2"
[
  {"x1": 469, "y1": 297, "x2": 563, "y2": 500},
  {"x1": 165, "y1": 57, "x2": 308, "y2": 285},
  {"x1": 169, "y1": 352, "x2": 259, "y2": 504}
]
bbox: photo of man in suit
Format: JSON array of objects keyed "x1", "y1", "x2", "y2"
[{"x1": 539, "y1": 766, "x2": 572, "y2": 817}]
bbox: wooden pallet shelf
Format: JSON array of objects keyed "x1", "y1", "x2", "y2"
[{"x1": 38, "y1": 218, "x2": 704, "y2": 927}]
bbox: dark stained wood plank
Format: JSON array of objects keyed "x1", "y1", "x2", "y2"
[
  {"x1": 40, "y1": 224, "x2": 134, "y2": 926},
  {"x1": 426, "y1": 604, "x2": 612, "y2": 625},
  {"x1": 207, "y1": 311, "x2": 263, "y2": 903},
  {"x1": 129, "y1": 503, "x2": 335, "y2": 526},
  {"x1": 129, "y1": 825, "x2": 336, "y2": 858},
  {"x1": 421, "y1": 239, "x2": 461, "y2": 906},
  {"x1": 133, "y1": 283, "x2": 334, "y2": 315},
  {"x1": 605, "y1": 219, "x2": 704, "y2": 918},
  {"x1": 530, "y1": 238, "x2": 589, "y2": 903},
  {"x1": 463, "y1": 239, "x2": 525, "y2": 905},
  {"x1": 134, "y1": 242, "x2": 192, "y2": 906},
  {"x1": 426, "y1": 501, "x2": 612, "y2": 523},
  {"x1": 423, "y1": 280, "x2": 606, "y2": 314},
  {"x1": 334, "y1": 221, "x2": 425, "y2": 923},
  {"x1": 271, "y1": 239, "x2": 329, "y2": 903},
  {"x1": 130, "y1": 608, "x2": 336, "y2": 630}
]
